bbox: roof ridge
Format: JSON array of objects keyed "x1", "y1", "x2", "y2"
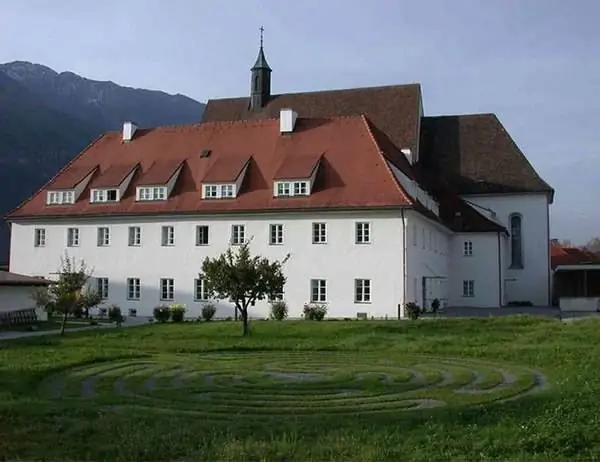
[
  {"x1": 4, "y1": 133, "x2": 107, "y2": 220},
  {"x1": 360, "y1": 115, "x2": 413, "y2": 205}
]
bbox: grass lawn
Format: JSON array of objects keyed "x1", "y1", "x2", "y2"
[{"x1": 0, "y1": 316, "x2": 599, "y2": 461}]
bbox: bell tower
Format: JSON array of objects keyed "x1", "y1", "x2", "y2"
[{"x1": 250, "y1": 26, "x2": 272, "y2": 110}]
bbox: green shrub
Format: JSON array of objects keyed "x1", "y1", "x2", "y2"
[
  {"x1": 507, "y1": 300, "x2": 534, "y2": 307},
  {"x1": 108, "y1": 304, "x2": 124, "y2": 326},
  {"x1": 169, "y1": 303, "x2": 186, "y2": 322},
  {"x1": 153, "y1": 305, "x2": 171, "y2": 323},
  {"x1": 201, "y1": 302, "x2": 217, "y2": 322},
  {"x1": 431, "y1": 298, "x2": 440, "y2": 314},
  {"x1": 405, "y1": 301, "x2": 421, "y2": 320},
  {"x1": 303, "y1": 302, "x2": 327, "y2": 321},
  {"x1": 270, "y1": 301, "x2": 288, "y2": 321}
]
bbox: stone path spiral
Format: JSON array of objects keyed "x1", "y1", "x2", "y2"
[{"x1": 38, "y1": 352, "x2": 549, "y2": 419}]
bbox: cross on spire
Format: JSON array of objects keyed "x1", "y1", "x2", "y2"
[{"x1": 259, "y1": 26, "x2": 264, "y2": 48}]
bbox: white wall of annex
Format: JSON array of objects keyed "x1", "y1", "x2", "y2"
[
  {"x1": 462, "y1": 193, "x2": 550, "y2": 306},
  {"x1": 9, "y1": 210, "x2": 406, "y2": 319}
]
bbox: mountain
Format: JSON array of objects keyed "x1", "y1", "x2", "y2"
[{"x1": 0, "y1": 61, "x2": 206, "y2": 263}]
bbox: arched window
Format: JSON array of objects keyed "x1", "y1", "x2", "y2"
[{"x1": 509, "y1": 213, "x2": 523, "y2": 268}]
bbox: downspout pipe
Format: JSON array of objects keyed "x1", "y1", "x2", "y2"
[
  {"x1": 497, "y1": 232, "x2": 502, "y2": 307},
  {"x1": 401, "y1": 208, "x2": 407, "y2": 319}
]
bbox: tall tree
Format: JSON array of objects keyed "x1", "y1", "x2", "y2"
[
  {"x1": 585, "y1": 237, "x2": 600, "y2": 253},
  {"x1": 202, "y1": 242, "x2": 289, "y2": 336}
]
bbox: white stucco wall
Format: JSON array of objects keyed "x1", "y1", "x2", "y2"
[
  {"x1": 405, "y1": 211, "x2": 450, "y2": 310},
  {"x1": 449, "y1": 233, "x2": 503, "y2": 307},
  {"x1": 462, "y1": 193, "x2": 551, "y2": 306},
  {"x1": 9, "y1": 210, "x2": 406, "y2": 319},
  {"x1": 0, "y1": 286, "x2": 36, "y2": 312}
]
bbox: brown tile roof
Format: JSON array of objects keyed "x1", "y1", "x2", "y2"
[
  {"x1": 7, "y1": 116, "x2": 413, "y2": 219},
  {"x1": 51, "y1": 165, "x2": 97, "y2": 189},
  {"x1": 551, "y1": 241, "x2": 600, "y2": 269},
  {"x1": 0, "y1": 271, "x2": 50, "y2": 286},
  {"x1": 203, "y1": 155, "x2": 250, "y2": 183},
  {"x1": 203, "y1": 84, "x2": 422, "y2": 153},
  {"x1": 273, "y1": 152, "x2": 322, "y2": 180},
  {"x1": 138, "y1": 159, "x2": 184, "y2": 186},
  {"x1": 90, "y1": 164, "x2": 138, "y2": 188},
  {"x1": 419, "y1": 114, "x2": 554, "y2": 197}
]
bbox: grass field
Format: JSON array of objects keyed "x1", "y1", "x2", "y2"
[{"x1": 0, "y1": 316, "x2": 599, "y2": 461}]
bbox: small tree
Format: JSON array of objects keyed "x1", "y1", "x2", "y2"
[
  {"x1": 78, "y1": 288, "x2": 103, "y2": 318},
  {"x1": 30, "y1": 286, "x2": 51, "y2": 318},
  {"x1": 202, "y1": 242, "x2": 288, "y2": 336},
  {"x1": 49, "y1": 254, "x2": 93, "y2": 336}
]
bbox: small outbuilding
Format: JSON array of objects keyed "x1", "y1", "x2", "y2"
[{"x1": 0, "y1": 271, "x2": 51, "y2": 325}]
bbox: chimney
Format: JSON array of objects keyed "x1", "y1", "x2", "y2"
[
  {"x1": 122, "y1": 121, "x2": 138, "y2": 142},
  {"x1": 279, "y1": 109, "x2": 298, "y2": 134}
]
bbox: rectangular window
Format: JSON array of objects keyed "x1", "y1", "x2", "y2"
[
  {"x1": 310, "y1": 279, "x2": 327, "y2": 303},
  {"x1": 277, "y1": 182, "x2": 290, "y2": 196},
  {"x1": 92, "y1": 189, "x2": 118, "y2": 203},
  {"x1": 160, "y1": 278, "x2": 174, "y2": 301},
  {"x1": 154, "y1": 187, "x2": 166, "y2": 200},
  {"x1": 269, "y1": 224, "x2": 284, "y2": 245},
  {"x1": 231, "y1": 224, "x2": 245, "y2": 245},
  {"x1": 462, "y1": 280, "x2": 475, "y2": 298},
  {"x1": 127, "y1": 278, "x2": 141, "y2": 300},
  {"x1": 355, "y1": 279, "x2": 371, "y2": 303},
  {"x1": 312, "y1": 222, "x2": 327, "y2": 244},
  {"x1": 293, "y1": 181, "x2": 308, "y2": 195},
  {"x1": 97, "y1": 277, "x2": 109, "y2": 299},
  {"x1": 194, "y1": 277, "x2": 208, "y2": 301},
  {"x1": 128, "y1": 309, "x2": 137, "y2": 317},
  {"x1": 128, "y1": 226, "x2": 141, "y2": 246},
  {"x1": 355, "y1": 222, "x2": 371, "y2": 244},
  {"x1": 67, "y1": 227, "x2": 79, "y2": 247},
  {"x1": 204, "y1": 185, "x2": 218, "y2": 198},
  {"x1": 463, "y1": 240, "x2": 473, "y2": 256},
  {"x1": 137, "y1": 186, "x2": 167, "y2": 201},
  {"x1": 62, "y1": 191, "x2": 75, "y2": 204},
  {"x1": 161, "y1": 225, "x2": 175, "y2": 246},
  {"x1": 220, "y1": 184, "x2": 234, "y2": 198},
  {"x1": 196, "y1": 225, "x2": 209, "y2": 245},
  {"x1": 97, "y1": 227, "x2": 110, "y2": 246},
  {"x1": 34, "y1": 228, "x2": 46, "y2": 247}
]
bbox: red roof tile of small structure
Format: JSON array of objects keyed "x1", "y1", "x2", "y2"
[
  {"x1": 90, "y1": 164, "x2": 138, "y2": 188},
  {"x1": 7, "y1": 115, "x2": 413, "y2": 218},
  {"x1": 51, "y1": 165, "x2": 97, "y2": 189},
  {"x1": 274, "y1": 152, "x2": 322, "y2": 180},
  {"x1": 551, "y1": 241, "x2": 600, "y2": 269},
  {"x1": 203, "y1": 154, "x2": 251, "y2": 183}
]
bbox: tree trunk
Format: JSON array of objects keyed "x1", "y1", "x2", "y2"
[
  {"x1": 241, "y1": 308, "x2": 249, "y2": 336},
  {"x1": 234, "y1": 306, "x2": 239, "y2": 321},
  {"x1": 60, "y1": 310, "x2": 68, "y2": 336}
]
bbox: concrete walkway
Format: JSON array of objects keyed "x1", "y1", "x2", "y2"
[{"x1": 0, "y1": 317, "x2": 148, "y2": 341}]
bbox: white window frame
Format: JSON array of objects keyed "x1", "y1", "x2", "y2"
[
  {"x1": 194, "y1": 277, "x2": 208, "y2": 301},
  {"x1": 310, "y1": 279, "x2": 327, "y2": 303},
  {"x1": 269, "y1": 224, "x2": 284, "y2": 245},
  {"x1": 202, "y1": 183, "x2": 236, "y2": 199},
  {"x1": 127, "y1": 278, "x2": 141, "y2": 300},
  {"x1": 196, "y1": 225, "x2": 209, "y2": 246},
  {"x1": 136, "y1": 186, "x2": 167, "y2": 201},
  {"x1": 128, "y1": 226, "x2": 141, "y2": 246},
  {"x1": 276, "y1": 182, "x2": 291, "y2": 196},
  {"x1": 220, "y1": 184, "x2": 234, "y2": 198},
  {"x1": 97, "y1": 277, "x2": 109, "y2": 299},
  {"x1": 47, "y1": 190, "x2": 75, "y2": 205},
  {"x1": 312, "y1": 222, "x2": 327, "y2": 244},
  {"x1": 91, "y1": 189, "x2": 119, "y2": 203},
  {"x1": 231, "y1": 224, "x2": 245, "y2": 245},
  {"x1": 463, "y1": 240, "x2": 473, "y2": 256},
  {"x1": 161, "y1": 225, "x2": 175, "y2": 246},
  {"x1": 293, "y1": 181, "x2": 308, "y2": 195},
  {"x1": 97, "y1": 227, "x2": 110, "y2": 247},
  {"x1": 274, "y1": 180, "x2": 310, "y2": 197},
  {"x1": 34, "y1": 228, "x2": 46, "y2": 247},
  {"x1": 462, "y1": 280, "x2": 475, "y2": 298},
  {"x1": 355, "y1": 279, "x2": 371, "y2": 303},
  {"x1": 67, "y1": 227, "x2": 80, "y2": 247},
  {"x1": 160, "y1": 278, "x2": 174, "y2": 301},
  {"x1": 355, "y1": 222, "x2": 371, "y2": 244}
]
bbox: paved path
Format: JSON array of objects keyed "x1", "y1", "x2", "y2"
[{"x1": 0, "y1": 318, "x2": 148, "y2": 341}]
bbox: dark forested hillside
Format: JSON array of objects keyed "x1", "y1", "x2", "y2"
[{"x1": 0, "y1": 62, "x2": 205, "y2": 264}]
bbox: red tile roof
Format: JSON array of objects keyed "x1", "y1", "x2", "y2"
[
  {"x1": 138, "y1": 159, "x2": 184, "y2": 185},
  {"x1": 7, "y1": 116, "x2": 413, "y2": 219},
  {"x1": 51, "y1": 165, "x2": 97, "y2": 189},
  {"x1": 203, "y1": 154, "x2": 250, "y2": 183},
  {"x1": 274, "y1": 152, "x2": 322, "y2": 180},
  {"x1": 90, "y1": 164, "x2": 138, "y2": 188},
  {"x1": 551, "y1": 241, "x2": 600, "y2": 269}
]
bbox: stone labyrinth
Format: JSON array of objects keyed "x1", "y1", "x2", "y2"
[{"x1": 39, "y1": 353, "x2": 549, "y2": 419}]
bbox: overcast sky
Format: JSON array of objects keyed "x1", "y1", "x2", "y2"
[{"x1": 0, "y1": 0, "x2": 598, "y2": 243}]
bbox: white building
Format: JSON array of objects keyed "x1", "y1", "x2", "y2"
[{"x1": 5, "y1": 43, "x2": 554, "y2": 319}]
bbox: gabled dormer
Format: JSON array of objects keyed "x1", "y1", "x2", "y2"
[
  {"x1": 273, "y1": 152, "x2": 322, "y2": 198},
  {"x1": 201, "y1": 154, "x2": 251, "y2": 199},
  {"x1": 89, "y1": 164, "x2": 139, "y2": 203},
  {"x1": 46, "y1": 165, "x2": 98, "y2": 205},
  {"x1": 136, "y1": 159, "x2": 184, "y2": 201}
]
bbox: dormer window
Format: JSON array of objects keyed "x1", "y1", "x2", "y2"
[
  {"x1": 91, "y1": 189, "x2": 119, "y2": 203},
  {"x1": 202, "y1": 183, "x2": 236, "y2": 199},
  {"x1": 274, "y1": 180, "x2": 310, "y2": 197},
  {"x1": 137, "y1": 186, "x2": 167, "y2": 201},
  {"x1": 47, "y1": 190, "x2": 75, "y2": 205}
]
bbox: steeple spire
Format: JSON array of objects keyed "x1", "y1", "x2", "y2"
[{"x1": 250, "y1": 26, "x2": 272, "y2": 110}]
